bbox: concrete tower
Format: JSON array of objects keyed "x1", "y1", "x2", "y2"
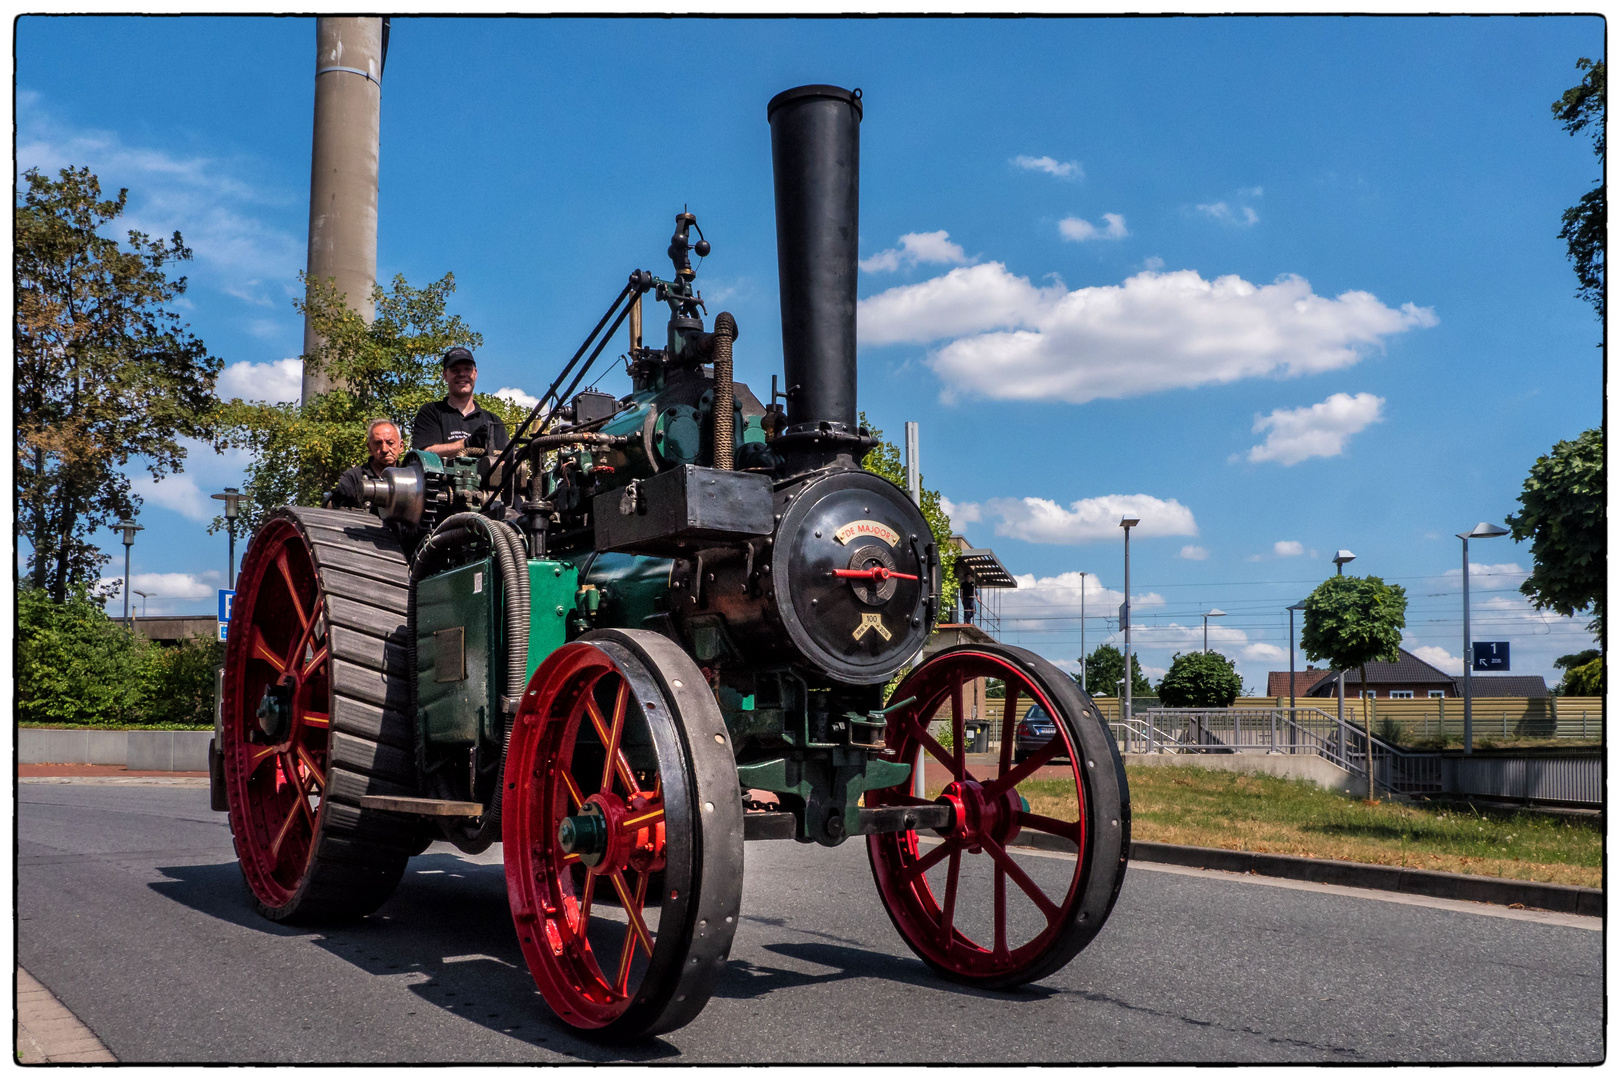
[{"x1": 301, "y1": 17, "x2": 386, "y2": 401}]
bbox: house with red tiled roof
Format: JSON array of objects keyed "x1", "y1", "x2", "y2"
[{"x1": 1269, "y1": 648, "x2": 1457, "y2": 700}]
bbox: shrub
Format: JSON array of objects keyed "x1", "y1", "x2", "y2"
[
  {"x1": 139, "y1": 634, "x2": 225, "y2": 726},
  {"x1": 1156, "y1": 651, "x2": 1243, "y2": 708},
  {"x1": 1375, "y1": 715, "x2": 1405, "y2": 745},
  {"x1": 18, "y1": 586, "x2": 149, "y2": 725}
]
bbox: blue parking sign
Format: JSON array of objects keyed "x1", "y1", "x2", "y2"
[{"x1": 219, "y1": 589, "x2": 235, "y2": 623}]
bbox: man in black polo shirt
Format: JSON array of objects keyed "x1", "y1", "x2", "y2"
[{"x1": 411, "y1": 347, "x2": 509, "y2": 457}]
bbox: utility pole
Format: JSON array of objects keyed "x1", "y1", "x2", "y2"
[
  {"x1": 302, "y1": 17, "x2": 386, "y2": 401},
  {"x1": 904, "y1": 421, "x2": 926, "y2": 799}
]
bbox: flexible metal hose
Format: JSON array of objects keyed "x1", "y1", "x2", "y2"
[{"x1": 712, "y1": 311, "x2": 737, "y2": 470}]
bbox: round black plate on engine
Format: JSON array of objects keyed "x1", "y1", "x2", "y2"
[{"x1": 770, "y1": 470, "x2": 934, "y2": 684}]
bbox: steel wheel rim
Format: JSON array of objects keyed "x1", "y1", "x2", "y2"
[
  {"x1": 868, "y1": 650, "x2": 1090, "y2": 980},
  {"x1": 222, "y1": 518, "x2": 333, "y2": 910},
  {"x1": 504, "y1": 641, "x2": 681, "y2": 1030}
]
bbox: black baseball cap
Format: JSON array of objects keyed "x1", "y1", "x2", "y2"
[{"x1": 442, "y1": 347, "x2": 476, "y2": 368}]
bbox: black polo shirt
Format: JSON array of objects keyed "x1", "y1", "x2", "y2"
[
  {"x1": 410, "y1": 399, "x2": 510, "y2": 454},
  {"x1": 330, "y1": 461, "x2": 383, "y2": 509}
]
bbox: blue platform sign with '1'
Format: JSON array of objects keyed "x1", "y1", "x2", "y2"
[
  {"x1": 1472, "y1": 641, "x2": 1509, "y2": 671},
  {"x1": 218, "y1": 589, "x2": 235, "y2": 642}
]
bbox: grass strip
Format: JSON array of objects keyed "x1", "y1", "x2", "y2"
[{"x1": 1013, "y1": 765, "x2": 1600, "y2": 889}]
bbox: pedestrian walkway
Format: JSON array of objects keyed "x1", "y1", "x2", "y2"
[{"x1": 16, "y1": 968, "x2": 116, "y2": 1063}]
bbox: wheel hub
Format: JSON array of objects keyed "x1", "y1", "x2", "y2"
[
  {"x1": 255, "y1": 683, "x2": 292, "y2": 743},
  {"x1": 557, "y1": 804, "x2": 610, "y2": 865},
  {"x1": 939, "y1": 779, "x2": 1024, "y2": 852}
]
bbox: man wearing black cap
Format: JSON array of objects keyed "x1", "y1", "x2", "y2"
[{"x1": 411, "y1": 346, "x2": 509, "y2": 457}]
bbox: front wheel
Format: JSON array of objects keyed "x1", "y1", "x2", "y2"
[
  {"x1": 502, "y1": 629, "x2": 744, "y2": 1040},
  {"x1": 867, "y1": 644, "x2": 1129, "y2": 988}
]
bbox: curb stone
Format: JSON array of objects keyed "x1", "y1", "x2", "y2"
[
  {"x1": 1012, "y1": 833, "x2": 1603, "y2": 917},
  {"x1": 16, "y1": 968, "x2": 116, "y2": 1063}
]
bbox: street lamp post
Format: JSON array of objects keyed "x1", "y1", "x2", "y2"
[
  {"x1": 133, "y1": 589, "x2": 150, "y2": 618},
  {"x1": 116, "y1": 519, "x2": 143, "y2": 631},
  {"x1": 1330, "y1": 550, "x2": 1355, "y2": 758},
  {"x1": 212, "y1": 487, "x2": 245, "y2": 589},
  {"x1": 1287, "y1": 601, "x2": 1307, "y2": 752},
  {"x1": 1458, "y1": 522, "x2": 1510, "y2": 754},
  {"x1": 1120, "y1": 517, "x2": 1140, "y2": 721},
  {"x1": 1202, "y1": 608, "x2": 1226, "y2": 653},
  {"x1": 1079, "y1": 571, "x2": 1088, "y2": 693}
]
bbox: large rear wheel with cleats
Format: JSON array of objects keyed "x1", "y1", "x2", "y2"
[
  {"x1": 220, "y1": 507, "x2": 423, "y2": 922},
  {"x1": 503, "y1": 629, "x2": 744, "y2": 1040},
  {"x1": 866, "y1": 643, "x2": 1129, "y2": 987}
]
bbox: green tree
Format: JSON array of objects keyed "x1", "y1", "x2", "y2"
[
  {"x1": 1157, "y1": 650, "x2": 1243, "y2": 708},
  {"x1": 139, "y1": 634, "x2": 227, "y2": 727},
  {"x1": 1553, "y1": 58, "x2": 1604, "y2": 324},
  {"x1": 1554, "y1": 648, "x2": 1603, "y2": 697},
  {"x1": 1299, "y1": 574, "x2": 1408, "y2": 799},
  {"x1": 216, "y1": 272, "x2": 523, "y2": 531},
  {"x1": 1506, "y1": 428, "x2": 1604, "y2": 637},
  {"x1": 18, "y1": 587, "x2": 149, "y2": 726},
  {"x1": 859, "y1": 413, "x2": 958, "y2": 611},
  {"x1": 1082, "y1": 643, "x2": 1152, "y2": 698},
  {"x1": 16, "y1": 166, "x2": 221, "y2": 600}
]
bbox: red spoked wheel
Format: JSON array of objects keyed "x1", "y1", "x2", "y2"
[
  {"x1": 221, "y1": 507, "x2": 420, "y2": 921},
  {"x1": 504, "y1": 629, "x2": 744, "y2": 1040},
  {"x1": 867, "y1": 643, "x2": 1129, "y2": 988}
]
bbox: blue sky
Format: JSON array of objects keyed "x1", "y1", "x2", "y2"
[{"x1": 15, "y1": 14, "x2": 1605, "y2": 690}]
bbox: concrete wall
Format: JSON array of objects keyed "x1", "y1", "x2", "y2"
[
  {"x1": 1122, "y1": 751, "x2": 1359, "y2": 795},
  {"x1": 20, "y1": 729, "x2": 213, "y2": 771}
]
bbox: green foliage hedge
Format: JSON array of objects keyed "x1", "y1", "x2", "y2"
[{"x1": 18, "y1": 588, "x2": 223, "y2": 728}]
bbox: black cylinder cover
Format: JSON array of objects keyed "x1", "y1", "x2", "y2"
[{"x1": 768, "y1": 84, "x2": 862, "y2": 439}]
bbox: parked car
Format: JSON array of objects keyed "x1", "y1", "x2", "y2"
[{"x1": 1013, "y1": 703, "x2": 1066, "y2": 763}]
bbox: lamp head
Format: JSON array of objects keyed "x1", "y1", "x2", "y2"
[
  {"x1": 212, "y1": 487, "x2": 244, "y2": 520},
  {"x1": 1119, "y1": 517, "x2": 1140, "y2": 529},
  {"x1": 1459, "y1": 522, "x2": 1509, "y2": 540},
  {"x1": 1205, "y1": 607, "x2": 1226, "y2": 618},
  {"x1": 1287, "y1": 601, "x2": 1307, "y2": 612},
  {"x1": 1332, "y1": 549, "x2": 1356, "y2": 567},
  {"x1": 116, "y1": 519, "x2": 142, "y2": 546}
]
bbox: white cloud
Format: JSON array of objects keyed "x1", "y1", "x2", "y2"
[
  {"x1": 1443, "y1": 562, "x2": 1527, "y2": 579},
  {"x1": 1247, "y1": 392, "x2": 1386, "y2": 466},
  {"x1": 999, "y1": 571, "x2": 1165, "y2": 628},
  {"x1": 983, "y1": 494, "x2": 1197, "y2": 544},
  {"x1": 860, "y1": 230, "x2": 971, "y2": 274},
  {"x1": 1197, "y1": 201, "x2": 1259, "y2": 226},
  {"x1": 493, "y1": 386, "x2": 539, "y2": 411},
  {"x1": 1130, "y1": 623, "x2": 1247, "y2": 653},
  {"x1": 217, "y1": 358, "x2": 303, "y2": 404},
  {"x1": 98, "y1": 570, "x2": 223, "y2": 614},
  {"x1": 1058, "y1": 213, "x2": 1128, "y2": 242},
  {"x1": 939, "y1": 496, "x2": 982, "y2": 527},
  {"x1": 1012, "y1": 155, "x2": 1083, "y2": 180},
  {"x1": 1273, "y1": 540, "x2": 1305, "y2": 557},
  {"x1": 1178, "y1": 545, "x2": 1209, "y2": 561},
  {"x1": 1242, "y1": 642, "x2": 1288, "y2": 662},
  {"x1": 1409, "y1": 645, "x2": 1464, "y2": 676},
  {"x1": 1141, "y1": 256, "x2": 1165, "y2": 271},
  {"x1": 859, "y1": 264, "x2": 1437, "y2": 405},
  {"x1": 137, "y1": 472, "x2": 213, "y2": 522},
  {"x1": 19, "y1": 95, "x2": 301, "y2": 306}
]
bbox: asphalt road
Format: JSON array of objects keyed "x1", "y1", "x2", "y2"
[{"x1": 17, "y1": 780, "x2": 1604, "y2": 1064}]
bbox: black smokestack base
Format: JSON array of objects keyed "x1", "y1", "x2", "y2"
[{"x1": 768, "y1": 84, "x2": 862, "y2": 440}]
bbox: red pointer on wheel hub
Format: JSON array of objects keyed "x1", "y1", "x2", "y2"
[{"x1": 834, "y1": 567, "x2": 919, "y2": 582}]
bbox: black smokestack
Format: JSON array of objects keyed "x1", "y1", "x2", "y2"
[{"x1": 768, "y1": 84, "x2": 862, "y2": 439}]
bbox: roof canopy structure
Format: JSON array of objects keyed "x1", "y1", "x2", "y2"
[{"x1": 955, "y1": 547, "x2": 1017, "y2": 589}]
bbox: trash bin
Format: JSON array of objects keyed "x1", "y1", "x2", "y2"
[{"x1": 968, "y1": 722, "x2": 989, "y2": 754}]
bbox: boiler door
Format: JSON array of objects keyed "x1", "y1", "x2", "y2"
[{"x1": 771, "y1": 470, "x2": 935, "y2": 684}]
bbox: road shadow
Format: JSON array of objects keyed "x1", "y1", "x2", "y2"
[{"x1": 150, "y1": 851, "x2": 681, "y2": 1062}]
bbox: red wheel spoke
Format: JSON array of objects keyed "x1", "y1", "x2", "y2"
[
  {"x1": 296, "y1": 744, "x2": 326, "y2": 790},
  {"x1": 621, "y1": 803, "x2": 664, "y2": 832},
  {"x1": 246, "y1": 744, "x2": 279, "y2": 779},
  {"x1": 269, "y1": 784, "x2": 304, "y2": 859},
  {"x1": 613, "y1": 871, "x2": 652, "y2": 994},
  {"x1": 610, "y1": 870, "x2": 655, "y2": 960},
  {"x1": 949, "y1": 683, "x2": 966, "y2": 777},
  {"x1": 576, "y1": 870, "x2": 597, "y2": 935},
  {"x1": 938, "y1": 848, "x2": 962, "y2": 949},
  {"x1": 251, "y1": 626, "x2": 288, "y2": 674},
  {"x1": 984, "y1": 733, "x2": 1063, "y2": 799},
  {"x1": 300, "y1": 643, "x2": 329, "y2": 683},
  {"x1": 903, "y1": 713, "x2": 966, "y2": 781},
  {"x1": 998, "y1": 683, "x2": 1021, "y2": 773},
  {"x1": 559, "y1": 770, "x2": 586, "y2": 811},
  {"x1": 1017, "y1": 810, "x2": 1081, "y2": 842},
  {"x1": 899, "y1": 837, "x2": 959, "y2": 883},
  {"x1": 600, "y1": 679, "x2": 630, "y2": 792},
  {"x1": 301, "y1": 711, "x2": 330, "y2": 729},
  {"x1": 984, "y1": 836, "x2": 1059, "y2": 921},
  {"x1": 584, "y1": 695, "x2": 639, "y2": 796},
  {"x1": 275, "y1": 551, "x2": 310, "y2": 633}
]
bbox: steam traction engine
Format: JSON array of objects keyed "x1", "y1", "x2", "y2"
[{"x1": 215, "y1": 85, "x2": 1129, "y2": 1040}]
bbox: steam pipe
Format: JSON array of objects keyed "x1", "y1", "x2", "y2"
[
  {"x1": 711, "y1": 312, "x2": 737, "y2": 469},
  {"x1": 768, "y1": 85, "x2": 862, "y2": 440}
]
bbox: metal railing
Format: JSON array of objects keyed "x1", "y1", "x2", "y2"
[{"x1": 1117, "y1": 707, "x2": 1443, "y2": 797}]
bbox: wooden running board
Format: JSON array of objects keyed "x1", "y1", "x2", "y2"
[{"x1": 358, "y1": 795, "x2": 485, "y2": 818}]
